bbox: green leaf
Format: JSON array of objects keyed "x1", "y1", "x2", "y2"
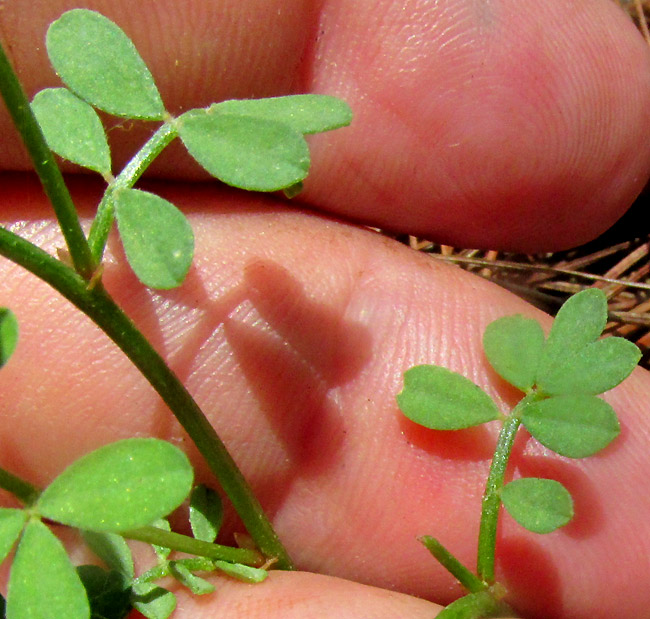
[
  {"x1": 169, "y1": 562, "x2": 215, "y2": 595},
  {"x1": 37, "y1": 438, "x2": 193, "y2": 532},
  {"x1": 0, "y1": 509, "x2": 27, "y2": 564},
  {"x1": 178, "y1": 108, "x2": 310, "y2": 191},
  {"x1": 6, "y1": 519, "x2": 90, "y2": 618},
  {"x1": 189, "y1": 485, "x2": 223, "y2": 543},
  {"x1": 396, "y1": 365, "x2": 501, "y2": 430},
  {"x1": 81, "y1": 530, "x2": 135, "y2": 579},
  {"x1": 436, "y1": 591, "x2": 511, "y2": 618},
  {"x1": 522, "y1": 394, "x2": 620, "y2": 458},
  {"x1": 483, "y1": 314, "x2": 545, "y2": 392},
  {"x1": 150, "y1": 519, "x2": 172, "y2": 561},
  {"x1": 46, "y1": 9, "x2": 164, "y2": 119},
  {"x1": 31, "y1": 88, "x2": 111, "y2": 175},
  {"x1": 114, "y1": 188, "x2": 194, "y2": 290},
  {"x1": 0, "y1": 308, "x2": 19, "y2": 368},
  {"x1": 76, "y1": 565, "x2": 132, "y2": 619},
  {"x1": 131, "y1": 583, "x2": 176, "y2": 619},
  {"x1": 535, "y1": 336, "x2": 640, "y2": 396},
  {"x1": 501, "y1": 478, "x2": 574, "y2": 534},
  {"x1": 210, "y1": 94, "x2": 353, "y2": 134},
  {"x1": 537, "y1": 289, "x2": 607, "y2": 388},
  {"x1": 213, "y1": 560, "x2": 268, "y2": 583}
]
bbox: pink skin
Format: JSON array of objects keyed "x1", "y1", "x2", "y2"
[{"x1": 1, "y1": 1, "x2": 650, "y2": 617}]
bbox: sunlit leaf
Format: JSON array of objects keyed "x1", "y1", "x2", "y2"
[
  {"x1": 211, "y1": 94, "x2": 352, "y2": 134},
  {"x1": 82, "y1": 530, "x2": 135, "y2": 579},
  {"x1": 397, "y1": 365, "x2": 501, "y2": 430},
  {"x1": 0, "y1": 308, "x2": 19, "y2": 368},
  {"x1": 114, "y1": 188, "x2": 194, "y2": 290},
  {"x1": 46, "y1": 9, "x2": 164, "y2": 119},
  {"x1": 535, "y1": 336, "x2": 640, "y2": 396},
  {"x1": 501, "y1": 478, "x2": 573, "y2": 534},
  {"x1": 6, "y1": 519, "x2": 90, "y2": 618},
  {"x1": 76, "y1": 565, "x2": 132, "y2": 619},
  {"x1": 483, "y1": 314, "x2": 545, "y2": 392},
  {"x1": 522, "y1": 394, "x2": 620, "y2": 458},
  {"x1": 37, "y1": 438, "x2": 193, "y2": 532},
  {"x1": 31, "y1": 88, "x2": 111, "y2": 175},
  {"x1": 178, "y1": 108, "x2": 310, "y2": 191},
  {"x1": 213, "y1": 560, "x2": 267, "y2": 583},
  {"x1": 0, "y1": 509, "x2": 26, "y2": 564},
  {"x1": 537, "y1": 289, "x2": 607, "y2": 388},
  {"x1": 131, "y1": 582, "x2": 176, "y2": 619},
  {"x1": 189, "y1": 485, "x2": 223, "y2": 544},
  {"x1": 169, "y1": 562, "x2": 215, "y2": 595}
]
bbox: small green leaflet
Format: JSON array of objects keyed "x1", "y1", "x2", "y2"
[
  {"x1": 483, "y1": 314, "x2": 545, "y2": 392},
  {"x1": 7, "y1": 519, "x2": 90, "y2": 618},
  {"x1": 210, "y1": 94, "x2": 353, "y2": 134},
  {"x1": 501, "y1": 478, "x2": 573, "y2": 534},
  {"x1": 31, "y1": 88, "x2": 111, "y2": 176},
  {"x1": 436, "y1": 590, "x2": 511, "y2": 618},
  {"x1": 114, "y1": 188, "x2": 195, "y2": 290},
  {"x1": 522, "y1": 393, "x2": 620, "y2": 458},
  {"x1": 169, "y1": 562, "x2": 215, "y2": 595},
  {"x1": 36, "y1": 438, "x2": 193, "y2": 532},
  {"x1": 397, "y1": 365, "x2": 501, "y2": 430},
  {"x1": 178, "y1": 108, "x2": 310, "y2": 191},
  {"x1": 189, "y1": 485, "x2": 223, "y2": 543},
  {"x1": 81, "y1": 530, "x2": 135, "y2": 579},
  {"x1": 0, "y1": 307, "x2": 19, "y2": 368},
  {"x1": 131, "y1": 582, "x2": 176, "y2": 619},
  {"x1": 46, "y1": 9, "x2": 165, "y2": 119},
  {"x1": 0, "y1": 509, "x2": 27, "y2": 564},
  {"x1": 213, "y1": 560, "x2": 268, "y2": 583}
]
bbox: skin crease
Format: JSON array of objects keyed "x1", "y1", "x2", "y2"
[{"x1": 1, "y1": 1, "x2": 650, "y2": 618}]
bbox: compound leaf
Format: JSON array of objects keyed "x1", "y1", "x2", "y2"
[
  {"x1": 37, "y1": 438, "x2": 193, "y2": 532},
  {"x1": 0, "y1": 308, "x2": 19, "y2": 368},
  {"x1": 483, "y1": 314, "x2": 545, "y2": 392},
  {"x1": 502, "y1": 477, "x2": 573, "y2": 534},
  {"x1": 522, "y1": 394, "x2": 620, "y2": 458},
  {"x1": 535, "y1": 336, "x2": 640, "y2": 396},
  {"x1": 397, "y1": 365, "x2": 501, "y2": 430},
  {"x1": 6, "y1": 519, "x2": 90, "y2": 618},
  {"x1": 131, "y1": 582, "x2": 176, "y2": 619},
  {"x1": 82, "y1": 530, "x2": 135, "y2": 579},
  {"x1": 178, "y1": 108, "x2": 310, "y2": 191},
  {"x1": 46, "y1": 9, "x2": 164, "y2": 119},
  {"x1": 31, "y1": 88, "x2": 111, "y2": 175},
  {"x1": 189, "y1": 485, "x2": 223, "y2": 543},
  {"x1": 114, "y1": 188, "x2": 194, "y2": 290},
  {"x1": 210, "y1": 94, "x2": 353, "y2": 134},
  {"x1": 0, "y1": 509, "x2": 27, "y2": 565}
]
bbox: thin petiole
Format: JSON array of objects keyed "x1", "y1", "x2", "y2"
[{"x1": 88, "y1": 121, "x2": 178, "y2": 261}]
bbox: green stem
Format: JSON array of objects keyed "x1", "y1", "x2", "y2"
[
  {"x1": 476, "y1": 393, "x2": 539, "y2": 584},
  {"x1": 123, "y1": 526, "x2": 263, "y2": 566},
  {"x1": 88, "y1": 122, "x2": 178, "y2": 261},
  {"x1": 0, "y1": 40, "x2": 95, "y2": 280},
  {"x1": 0, "y1": 226, "x2": 294, "y2": 569},
  {"x1": 419, "y1": 535, "x2": 485, "y2": 594},
  {"x1": 0, "y1": 466, "x2": 40, "y2": 506}
]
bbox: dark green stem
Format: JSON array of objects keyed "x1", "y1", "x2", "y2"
[
  {"x1": 0, "y1": 226, "x2": 293, "y2": 569},
  {"x1": 420, "y1": 535, "x2": 485, "y2": 594},
  {"x1": 88, "y1": 122, "x2": 177, "y2": 261},
  {"x1": 476, "y1": 393, "x2": 539, "y2": 584},
  {"x1": 123, "y1": 526, "x2": 263, "y2": 566},
  {"x1": 0, "y1": 40, "x2": 95, "y2": 280},
  {"x1": 0, "y1": 466, "x2": 39, "y2": 506}
]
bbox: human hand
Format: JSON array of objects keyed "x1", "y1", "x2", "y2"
[{"x1": 1, "y1": 1, "x2": 650, "y2": 617}]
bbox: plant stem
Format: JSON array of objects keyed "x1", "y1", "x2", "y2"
[
  {"x1": 123, "y1": 526, "x2": 264, "y2": 566},
  {"x1": 0, "y1": 466, "x2": 39, "y2": 506},
  {"x1": 476, "y1": 393, "x2": 539, "y2": 584},
  {"x1": 0, "y1": 40, "x2": 95, "y2": 280},
  {"x1": 88, "y1": 122, "x2": 178, "y2": 261},
  {"x1": 419, "y1": 535, "x2": 486, "y2": 594},
  {"x1": 0, "y1": 226, "x2": 294, "y2": 569}
]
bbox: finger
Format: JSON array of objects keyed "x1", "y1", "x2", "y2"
[
  {"x1": 1, "y1": 178, "x2": 649, "y2": 618},
  {"x1": 1, "y1": 1, "x2": 649, "y2": 250}
]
